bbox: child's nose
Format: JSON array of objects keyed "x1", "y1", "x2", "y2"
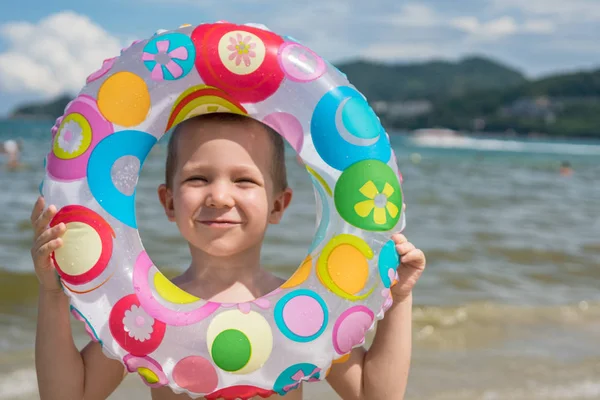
[{"x1": 205, "y1": 182, "x2": 234, "y2": 208}]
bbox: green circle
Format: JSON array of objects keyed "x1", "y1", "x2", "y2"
[
  {"x1": 334, "y1": 159, "x2": 402, "y2": 231},
  {"x1": 211, "y1": 329, "x2": 252, "y2": 372}
]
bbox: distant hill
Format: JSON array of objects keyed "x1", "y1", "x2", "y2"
[
  {"x1": 8, "y1": 56, "x2": 599, "y2": 137},
  {"x1": 10, "y1": 95, "x2": 72, "y2": 120},
  {"x1": 336, "y1": 56, "x2": 527, "y2": 101},
  {"x1": 397, "y1": 68, "x2": 600, "y2": 137}
]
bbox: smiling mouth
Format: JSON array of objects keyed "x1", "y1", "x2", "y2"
[{"x1": 199, "y1": 220, "x2": 242, "y2": 227}]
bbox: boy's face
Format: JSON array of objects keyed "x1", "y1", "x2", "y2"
[{"x1": 158, "y1": 117, "x2": 292, "y2": 257}]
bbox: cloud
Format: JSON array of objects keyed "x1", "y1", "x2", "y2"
[
  {"x1": 491, "y1": 0, "x2": 600, "y2": 23},
  {"x1": 451, "y1": 15, "x2": 555, "y2": 39},
  {"x1": 377, "y1": 4, "x2": 440, "y2": 27},
  {"x1": 0, "y1": 11, "x2": 123, "y2": 96}
]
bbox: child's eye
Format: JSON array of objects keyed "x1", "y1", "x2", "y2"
[
  {"x1": 236, "y1": 178, "x2": 257, "y2": 184},
  {"x1": 186, "y1": 176, "x2": 207, "y2": 182}
]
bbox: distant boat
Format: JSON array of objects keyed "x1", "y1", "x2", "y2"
[
  {"x1": 411, "y1": 128, "x2": 461, "y2": 137},
  {"x1": 409, "y1": 128, "x2": 467, "y2": 146}
]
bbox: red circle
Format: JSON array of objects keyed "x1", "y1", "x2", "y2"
[
  {"x1": 50, "y1": 205, "x2": 115, "y2": 285},
  {"x1": 191, "y1": 23, "x2": 284, "y2": 103},
  {"x1": 206, "y1": 385, "x2": 276, "y2": 400},
  {"x1": 109, "y1": 294, "x2": 166, "y2": 356},
  {"x1": 173, "y1": 356, "x2": 218, "y2": 394}
]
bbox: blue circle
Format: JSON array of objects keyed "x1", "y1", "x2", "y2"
[
  {"x1": 341, "y1": 97, "x2": 381, "y2": 139},
  {"x1": 273, "y1": 363, "x2": 321, "y2": 395},
  {"x1": 274, "y1": 289, "x2": 328, "y2": 343},
  {"x1": 307, "y1": 175, "x2": 329, "y2": 253},
  {"x1": 142, "y1": 33, "x2": 196, "y2": 81},
  {"x1": 87, "y1": 130, "x2": 157, "y2": 228},
  {"x1": 378, "y1": 240, "x2": 399, "y2": 288},
  {"x1": 310, "y1": 86, "x2": 391, "y2": 171}
]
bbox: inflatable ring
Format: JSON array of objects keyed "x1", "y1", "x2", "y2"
[{"x1": 43, "y1": 21, "x2": 405, "y2": 399}]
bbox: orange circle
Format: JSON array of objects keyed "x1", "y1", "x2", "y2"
[
  {"x1": 327, "y1": 244, "x2": 369, "y2": 295},
  {"x1": 97, "y1": 72, "x2": 150, "y2": 127},
  {"x1": 281, "y1": 256, "x2": 312, "y2": 289}
]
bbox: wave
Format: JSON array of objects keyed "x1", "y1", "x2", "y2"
[
  {"x1": 409, "y1": 135, "x2": 600, "y2": 156},
  {"x1": 0, "y1": 369, "x2": 38, "y2": 399}
]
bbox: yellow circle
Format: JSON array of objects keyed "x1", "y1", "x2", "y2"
[
  {"x1": 53, "y1": 113, "x2": 92, "y2": 160},
  {"x1": 218, "y1": 30, "x2": 266, "y2": 75},
  {"x1": 97, "y1": 72, "x2": 150, "y2": 127},
  {"x1": 327, "y1": 244, "x2": 369, "y2": 295},
  {"x1": 281, "y1": 256, "x2": 312, "y2": 289},
  {"x1": 177, "y1": 95, "x2": 246, "y2": 125},
  {"x1": 316, "y1": 234, "x2": 375, "y2": 301},
  {"x1": 54, "y1": 222, "x2": 102, "y2": 276},
  {"x1": 153, "y1": 273, "x2": 200, "y2": 304},
  {"x1": 137, "y1": 367, "x2": 159, "y2": 384},
  {"x1": 206, "y1": 310, "x2": 272, "y2": 375}
]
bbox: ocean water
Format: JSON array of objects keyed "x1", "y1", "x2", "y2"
[{"x1": 0, "y1": 119, "x2": 599, "y2": 399}]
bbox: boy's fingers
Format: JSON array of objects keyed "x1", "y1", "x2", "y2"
[
  {"x1": 33, "y1": 205, "x2": 57, "y2": 237},
  {"x1": 400, "y1": 249, "x2": 426, "y2": 267},
  {"x1": 396, "y1": 241, "x2": 415, "y2": 255},
  {"x1": 33, "y1": 223, "x2": 66, "y2": 250},
  {"x1": 30, "y1": 197, "x2": 45, "y2": 224},
  {"x1": 391, "y1": 233, "x2": 407, "y2": 244},
  {"x1": 34, "y1": 238, "x2": 63, "y2": 264}
]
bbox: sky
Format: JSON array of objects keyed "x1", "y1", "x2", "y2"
[{"x1": 0, "y1": 0, "x2": 599, "y2": 116}]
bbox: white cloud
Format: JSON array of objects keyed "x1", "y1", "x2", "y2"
[
  {"x1": 0, "y1": 11, "x2": 123, "y2": 96},
  {"x1": 378, "y1": 4, "x2": 440, "y2": 27},
  {"x1": 491, "y1": 0, "x2": 600, "y2": 22},
  {"x1": 361, "y1": 42, "x2": 455, "y2": 61},
  {"x1": 523, "y1": 19, "x2": 555, "y2": 34},
  {"x1": 451, "y1": 15, "x2": 554, "y2": 40}
]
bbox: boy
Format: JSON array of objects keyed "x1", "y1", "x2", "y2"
[{"x1": 30, "y1": 113, "x2": 426, "y2": 400}]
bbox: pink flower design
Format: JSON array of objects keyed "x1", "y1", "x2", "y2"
[
  {"x1": 221, "y1": 289, "x2": 281, "y2": 314},
  {"x1": 226, "y1": 33, "x2": 257, "y2": 67},
  {"x1": 283, "y1": 368, "x2": 321, "y2": 392},
  {"x1": 142, "y1": 40, "x2": 189, "y2": 80}
]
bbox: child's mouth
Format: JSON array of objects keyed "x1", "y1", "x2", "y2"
[{"x1": 199, "y1": 220, "x2": 241, "y2": 227}]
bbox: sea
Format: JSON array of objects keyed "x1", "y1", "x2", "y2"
[{"x1": 0, "y1": 119, "x2": 599, "y2": 400}]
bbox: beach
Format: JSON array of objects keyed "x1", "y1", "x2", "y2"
[{"x1": 1, "y1": 119, "x2": 600, "y2": 399}]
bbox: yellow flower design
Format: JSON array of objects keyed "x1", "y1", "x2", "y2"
[{"x1": 353, "y1": 181, "x2": 399, "y2": 225}]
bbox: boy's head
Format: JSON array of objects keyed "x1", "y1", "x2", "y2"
[
  {"x1": 158, "y1": 113, "x2": 293, "y2": 257},
  {"x1": 165, "y1": 113, "x2": 288, "y2": 192}
]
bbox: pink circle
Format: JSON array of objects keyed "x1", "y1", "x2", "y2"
[
  {"x1": 262, "y1": 112, "x2": 304, "y2": 153},
  {"x1": 173, "y1": 356, "x2": 219, "y2": 394},
  {"x1": 332, "y1": 306, "x2": 374, "y2": 355},
  {"x1": 46, "y1": 94, "x2": 114, "y2": 182},
  {"x1": 278, "y1": 42, "x2": 326, "y2": 82},
  {"x1": 86, "y1": 57, "x2": 116, "y2": 83},
  {"x1": 282, "y1": 295, "x2": 325, "y2": 337}
]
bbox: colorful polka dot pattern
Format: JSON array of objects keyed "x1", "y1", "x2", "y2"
[{"x1": 42, "y1": 21, "x2": 405, "y2": 400}]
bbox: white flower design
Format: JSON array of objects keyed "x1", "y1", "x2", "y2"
[
  {"x1": 123, "y1": 305, "x2": 154, "y2": 342},
  {"x1": 57, "y1": 120, "x2": 84, "y2": 154}
]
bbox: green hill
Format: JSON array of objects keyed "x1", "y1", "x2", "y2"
[
  {"x1": 337, "y1": 56, "x2": 526, "y2": 101},
  {"x1": 396, "y1": 68, "x2": 600, "y2": 137},
  {"x1": 8, "y1": 56, "x2": 599, "y2": 137},
  {"x1": 9, "y1": 95, "x2": 72, "y2": 120}
]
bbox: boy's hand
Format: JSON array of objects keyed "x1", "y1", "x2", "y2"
[
  {"x1": 390, "y1": 233, "x2": 426, "y2": 302},
  {"x1": 30, "y1": 196, "x2": 66, "y2": 293}
]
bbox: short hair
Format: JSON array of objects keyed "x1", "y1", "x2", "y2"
[{"x1": 165, "y1": 113, "x2": 288, "y2": 191}]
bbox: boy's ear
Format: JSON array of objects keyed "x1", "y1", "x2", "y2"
[
  {"x1": 269, "y1": 187, "x2": 293, "y2": 224},
  {"x1": 158, "y1": 184, "x2": 176, "y2": 221}
]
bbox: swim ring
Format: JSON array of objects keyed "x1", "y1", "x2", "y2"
[{"x1": 43, "y1": 21, "x2": 406, "y2": 399}]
